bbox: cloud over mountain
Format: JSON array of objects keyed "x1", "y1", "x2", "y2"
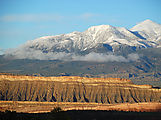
[
  {"x1": 4, "y1": 20, "x2": 161, "y2": 62},
  {"x1": 5, "y1": 47, "x2": 139, "y2": 62}
]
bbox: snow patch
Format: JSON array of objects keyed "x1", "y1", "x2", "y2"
[{"x1": 4, "y1": 19, "x2": 161, "y2": 61}]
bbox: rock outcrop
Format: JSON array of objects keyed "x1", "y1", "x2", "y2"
[{"x1": 0, "y1": 75, "x2": 160, "y2": 103}]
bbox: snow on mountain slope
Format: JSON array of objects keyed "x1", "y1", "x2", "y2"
[
  {"x1": 5, "y1": 20, "x2": 161, "y2": 60},
  {"x1": 22, "y1": 22, "x2": 159, "y2": 51},
  {"x1": 131, "y1": 19, "x2": 161, "y2": 43}
]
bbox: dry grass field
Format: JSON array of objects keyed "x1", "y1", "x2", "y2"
[{"x1": 0, "y1": 101, "x2": 161, "y2": 113}]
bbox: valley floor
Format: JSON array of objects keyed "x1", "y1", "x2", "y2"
[
  {"x1": 0, "y1": 101, "x2": 161, "y2": 113},
  {"x1": 0, "y1": 102, "x2": 161, "y2": 120}
]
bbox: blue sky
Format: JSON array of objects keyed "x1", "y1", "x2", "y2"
[{"x1": 0, "y1": 0, "x2": 161, "y2": 51}]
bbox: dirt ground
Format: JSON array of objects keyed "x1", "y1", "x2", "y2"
[{"x1": 0, "y1": 101, "x2": 160, "y2": 113}]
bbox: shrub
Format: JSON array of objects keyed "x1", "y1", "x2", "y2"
[{"x1": 51, "y1": 107, "x2": 62, "y2": 113}]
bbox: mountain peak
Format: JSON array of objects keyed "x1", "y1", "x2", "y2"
[
  {"x1": 137, "y1": 19, "x2": 161, "y2": 27},
  {"x1": 131, "y1": 19, "x2": 161, "y2": 32},
  {"x1": 141, "y1": 19, "x2": 154, "y2": 24},
  {"x1": 131, "y1": 19, "x2": 160, "y2": 28},
  {"x1": 87, "y1": 25, "x2": 115, "y2": 32},
  {"x1": 130, "y1": 19, "x2": 161, "y2": 41}
]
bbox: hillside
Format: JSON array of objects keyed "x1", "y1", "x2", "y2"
[
  {"x1": 1, "y1": 47, "x2": 161, "y2": 87},
  {"x1": 0, "y1": 74, "x2": 160, "y2": 103}
]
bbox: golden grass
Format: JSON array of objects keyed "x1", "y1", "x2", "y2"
[
  {"x1": 0, "y1": 74, "x2": 131, "y2": 83},
  {"x1": 0, "y1": 101, "x2": 161, "y2": 113}
]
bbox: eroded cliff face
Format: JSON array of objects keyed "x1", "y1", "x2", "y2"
[{"x1": 0, "y1": 75, "x2": 160, "y2": 103}]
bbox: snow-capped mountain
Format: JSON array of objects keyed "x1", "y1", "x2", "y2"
[
  {"x1": 131, "y1": 19, "x2": 161, "y2": 47},
  {"x1": 5, "y1": 19, "x2": 161, "y2": 60}
]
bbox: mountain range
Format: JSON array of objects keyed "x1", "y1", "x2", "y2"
[
  {"x1": 5, "y1": 19, "x2": 161, "y2": 60},
  {"x1": 1, "y1": 19, "x2": 161, "y2": 87}
]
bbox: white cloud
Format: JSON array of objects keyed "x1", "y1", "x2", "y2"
[
  {"x1": 127, "y1": 53, "x2": 140, "y2": 61},
  {"x1": 79, "y1": 13, "x2": 99, "y2": 20},
  {"x1": 0, "y1": 13, "x2": 101, "y2": 23},
  {"x1": 0, "y1": 14, "x2": 64, "y2": 22},
  {"x1": 5, "y1": 47, "x2": 139, "y2": 62},
  {"x1": 0, "y1": 48, "x2": 4, "y2": 55},
  {"x1": 72, "y1": 52, "x2": 128, "y2": 62}
]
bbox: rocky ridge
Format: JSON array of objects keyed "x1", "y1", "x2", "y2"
[{"x1": 0, "y1": 75, "x2": 160, "y2": 103}]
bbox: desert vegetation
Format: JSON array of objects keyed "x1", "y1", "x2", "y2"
[{"x1": 0, "y1": 108, "x2": 161, "y2": 120}]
